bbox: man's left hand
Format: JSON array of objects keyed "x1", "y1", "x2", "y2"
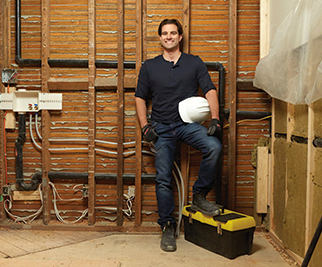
[{"x1": 207, "y1": 118, "x2": 222, "y2": 136}]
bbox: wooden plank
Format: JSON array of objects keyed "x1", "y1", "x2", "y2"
[
  {"x1": 4, "y1": 87, "x2": 16, "y2": 129},
  {"x1": 117, "y1": 0, "x2": 125, "y2": 226},
  {"x1": 256, "y1": 146, "x2": 268, "y2": 214},
  {"x1": 0, "y1": 0, "x2": 11, "y2": 222},
  {"x1": 48, "y1": 78, "x2": 88, "y2": 90},
  {"x1": 228, "y1": 0, "x2": 237, "y2": 210},
  {"x1": 180, "y1": 145, "x2": 189, "y2": 205},
  {"x1": 48, "y1": 77, "x2": 136, "y2": 91},
  {"x1": 181, "y1": 0, "x2": 190, "y2": 206},
  {"x1": 41, "y1": 0, "x2": 51, "y2": 225},
  {"x1": 88, "y1": 0, "x2": 96, "y2": 226},
  {"x1": 13, "y1": 190, "x2": 41, "y2": 201},
  {"x1": 287, "y1": 103, "x2": 294, "y2": 142},
  {"x1": 142, "y1": 0, "x2": 147, "y2": 61},
  {"x1": 182, "y1": 0, "x2": 190, "y2": 54},
  {"x1": 95, "y1": 77, "x2": 136, "y2": 89},
  {"x1": 305, "y1": 104, "x2": 314, "y2": 251},
  {"x1": 260, "y1": 0, "x2": 269, "y2": 59},
  {"x1": 269, "y1": 98, "x2": 276, "y2": 231},
  {"x1": 269, "y1": 231, "x2": 304, "y2": 266},
  {"x1": 135, "y1": 0, "x2": 143, "y2": 227},
  {"x1": 0, "y1": 108, "x2": 5, "y2": 222},
  {"x1": 237, "y1": 80, "x2": 263, "y2": 91},
  {"x1": 2, "y1": 0, "x2": 10, "y2": 66}
]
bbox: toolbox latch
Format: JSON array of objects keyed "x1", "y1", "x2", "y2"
[
  {"x1": 217, "y1": 222, "x2": 223, "y2": 235},
  {"x1": 189, "y1": 213, "x2": 193, "y2": 224}
]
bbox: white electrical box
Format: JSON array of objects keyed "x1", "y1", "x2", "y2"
[
  {"x1": 0, "y1": 90, "x2": 62, "y2": 112},
  {"x1": 39, "y1": 93, "x2": 63, "y2": 111}
]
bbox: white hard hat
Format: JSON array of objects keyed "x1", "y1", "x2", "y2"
[{"x1": 178, "y1": 96, "x2": 211, "y2": 123}]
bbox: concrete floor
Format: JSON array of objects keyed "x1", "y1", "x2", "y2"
[{"x1": 0, "y1": 229, "x2": 298, "y2": 267}]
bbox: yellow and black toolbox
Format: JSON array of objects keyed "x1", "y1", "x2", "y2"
[{"x1": 182, "y1": 205, "x2": 256, "y2": 259}]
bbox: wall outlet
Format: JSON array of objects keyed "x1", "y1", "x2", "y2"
[
  {"x1": 2, "y1": 184, "x2": 15, "y2": 196},
  {"x1": 82, "y1": 185, "x2": 89, "y2": 198},
  {"x1": 2, "y1": 185, "x2": 12, "y2": 196},
  {"x1": 128, "y1": 186, "x2": 135, "y2": 198}
]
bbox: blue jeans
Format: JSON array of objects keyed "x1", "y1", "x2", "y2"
[{"x1": 152, "y1": 120, "x2": 222, "y2": 228}]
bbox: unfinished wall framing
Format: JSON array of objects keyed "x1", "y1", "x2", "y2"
[
  {"x1": 0, "y1": 0, "x2": 270, "y2": 231},
  {"x1": 268, "y1": 99, "x2": 322, "y2": 267},
  {"x1": 256, "y1": 2, "x2": 322, "y2": 266}
]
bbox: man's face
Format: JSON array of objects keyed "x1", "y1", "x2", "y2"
[{"x1": 159, "y1": 24, "x2": 182, "y2": 51}]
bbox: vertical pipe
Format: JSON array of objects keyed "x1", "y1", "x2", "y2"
[
  {"x1": 15, "y1": 0, "x2": 21, "y2": 62},
  {"x1": 15, "y1": 114, "x2": 26, "y2": 188}
]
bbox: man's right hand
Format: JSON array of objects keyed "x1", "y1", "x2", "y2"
[{"x1": 142, "y1": 124, "x2": 159, "y2": 143}]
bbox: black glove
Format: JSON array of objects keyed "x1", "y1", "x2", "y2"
[
  {"x1": 142, "y1": 124, "x2": 159, "y2": 143},
  {"x1": 207, "y1": 119, "x2": 222, "y2": 136}
]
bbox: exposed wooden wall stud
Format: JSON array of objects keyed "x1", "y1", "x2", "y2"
[
  {"x1": 41, "y1": 0, "x2": 51, "y2": 224},
  {"x1": 88, "y1": 0, "x2": 96, "y2": 226},
  {"x1": 0, "y1": 0, "x2": 11, "y2": 222},
  {"x1": 117, "y1": 0, "x2": 125, "y2": 226},
  {"x1": 228, "y1": 0, "x2": 237, "y2": 210},
  {"x1": 135, "y1": 0, "x2": 143, "y2": 227}
]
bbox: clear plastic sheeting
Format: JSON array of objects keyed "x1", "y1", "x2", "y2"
[{"x1": 253, "y1": 0, "x2": 322, "y2": 105}]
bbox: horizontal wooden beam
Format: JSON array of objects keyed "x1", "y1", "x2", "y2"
[
  {"x1": 95, "y1": 77, "x2": 136, "y2": 89},
  {"x1": 48, "y1": 77, "x2": 137, "y2": 90},
  {"x1": 48, "y1": 78, "x2": 88, "y2": 90},
  {"x1": 237, "y1": 80, "x2": 264, "y2": 91}
]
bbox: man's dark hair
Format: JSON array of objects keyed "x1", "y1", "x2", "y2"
[{"x1": 158, "y1": 19, "x2": 183, "y2": 36}]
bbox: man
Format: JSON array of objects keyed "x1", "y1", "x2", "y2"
[{"x1": 135, "y1": 18, "x2": 222, "y2": 252}]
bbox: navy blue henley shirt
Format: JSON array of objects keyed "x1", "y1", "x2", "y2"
[{"x1": 135, "y1": 52, "x2": 216, "y2": 124}]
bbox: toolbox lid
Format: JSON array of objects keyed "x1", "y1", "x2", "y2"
[{"x1": 182, "y1": 205, "x2": 256, "y2": 232}]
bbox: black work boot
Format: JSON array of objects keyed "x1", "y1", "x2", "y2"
[
  {"x1": 160, "y1": 221, "x2": 177, "y2": 252},
  {"x1": 191, "y1": 191, "x2": 220, "y2": 216}
]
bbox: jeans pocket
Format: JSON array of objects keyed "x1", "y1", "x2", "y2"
[{"x1": 151, "y1": 120, "x2": 158, "y2": 128}]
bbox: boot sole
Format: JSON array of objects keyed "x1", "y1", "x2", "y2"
[
  {"x1": 190, "y1": 203, "x2": 220, "y2": 217},
  {"x1": 160, "y1": 244, "x2": 177, "y2": 252}
]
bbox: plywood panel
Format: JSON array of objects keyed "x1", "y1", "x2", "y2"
[{"x1": 256, "y1": 146, "x2": 268, "y2": 213}]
